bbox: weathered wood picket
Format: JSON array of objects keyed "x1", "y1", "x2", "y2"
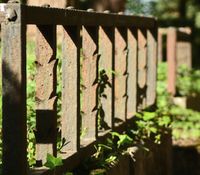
[
  {"x1": 158, "y1": 27, "x2": 192, "y2": 95},
  {"x1": 0, "y1": 2, "x2": 157, "y2": 175}
]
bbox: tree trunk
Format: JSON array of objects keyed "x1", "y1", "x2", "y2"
[{"x1": 179, "y1": 0, "x2": 186, "y2": 19}]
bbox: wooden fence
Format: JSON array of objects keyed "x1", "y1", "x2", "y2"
[
  {"x1": 0, "y1": 2, "x2": 157, "y2": 175},
  {"x1": 158, "y1": 27, "x2": 192, "y2": 95}
]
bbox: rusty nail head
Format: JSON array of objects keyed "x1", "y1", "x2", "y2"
[
  {"x1": 6, "y1": 8, "x2": 17, "y2": 21},
  {"x1": 87, "y1": 8, "x2": 95, "y2": 12},
  {"x1": 66, "y1": 6, "x2": 75, "y2": 10}
]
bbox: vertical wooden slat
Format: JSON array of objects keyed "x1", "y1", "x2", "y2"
[
  {"x1": 167, "y1": 28, "x2": 177, "y2": 96},
  {"x1": 127, "y1": 28, "x2": 137, "y2": 119},
  {"x1": 81, "y1": 26, "x2": 98, "y2": 144},
  {"x1": 137, "y1": 29, "x2": 147, "y2": 110},
  {"x1": 98, "y1": 26, "x2": 114, "y2": 130},
  {"x1": 61, "y1": 26, "x2": 80, "y2": 156},
  {"x1": 176, "y1": 29, "x2": 192, "y2": 69},
  {"x1": 158, "y1": 29, "x2": 163, "y2": 62},
  {"x1": 114, "y1": 27, "x2": 127, "y2": 124},
  {"x1": 2, "y1": 4, "x2": 27, "y2": 175},
  {"x1": 147, "y1": 26, "x2": 158, "y2": 107},
  {"x1": 35, "y1": 25, "x2": 57, "y2": 164}
]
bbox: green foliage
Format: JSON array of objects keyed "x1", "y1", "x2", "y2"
[
  {"x1": 65, "y1": 172, "x2": 74, "y2": 175},
  {"x1": 97, "y1": 69, "x2": 112, "y2": 130},
  {"x1": 154, "y1": 0, "x2": 180, "y2": 19},
  {"x1": 93, "y1": 143, "x2": 118, "y2": 169},
  {"x1": 153, "y1": 0, "x2": 200, "y2": 31},
  {"x1": 26, "y1": 41, "x2": 36, "y2": 166},
  {"x1": 132, "y1": 110, "x2": 171, "y2": 144},
  {"x1": 110, "y1": 132, "x2": 133, "y2": 148},
  {"x1": 156, "y1": 63, "x2": 172, "y2": 110},
  {"x1": 195, "y1": 12, "x2": 200, "y2": 28},
  {"x1": 176, "y1": 65, "x2": 200, "y2": 96},
  {"x1": 170, "y1": 105, "x2": 200, "y2": 140},
  {"x1": 126, "y1": 0, "x2": 155, "y2": 15},
  {"x1": 44, "y1": 154, "x2": 63, "y2": 169},
  {"x1": 157, "y1": 63, "x2": 200, "y2": 141}
]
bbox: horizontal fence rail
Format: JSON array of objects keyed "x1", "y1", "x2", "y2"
[{"x1": 0, "y1": 2, "x2": 158, "y2": 175}]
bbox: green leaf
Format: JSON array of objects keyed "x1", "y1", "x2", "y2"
[
  {"x1": 158, "y1": 116, "x2": 171, "y2": 126},
  {"x1": 143, "y1": 112, "x2": 156, "y2": 121},
  {"x1": 44, "y1": 154, "x2": 63, "y2": 169},
  {"x1": 117, "y1": 134, "x2": 133, "y2": 148},
  {"x1": 65, "y1": 172, "x2": 74, "y2": 175},
  {"x1": 149, "y1": 127, "x2": 157, "y2": 134}
]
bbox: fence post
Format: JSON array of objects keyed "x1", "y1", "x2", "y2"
[
  {"x1": 35, "y1": 24, "x2": 57, "y2": 165},
  {"x1": 167, "y1": 28, "x2": 177, "y2": 95},
  {"x1": 81, "y1": 26, "x2": 98, "y2": 145},
  {"x1": 127, "y1": 28, "x2": 137, "y2": 119},
  {"x1": 147, "y1": 25, "x2": 157, "y2": 107},
  {"x1": 61, "y1": 26, "x2": 81, "y2": 156},
  {"x1": 98, "y1": 26, "x2": 114, "y2": 130},
  {"x1": 114, "y1": 27, "x2": 127, "y2": 124},
  {"x1": 2, "y1": 3, "x2": 27, "y2": 175},
  {"x1": 137, "y1": 29, "x2": 147, "y2": 110},
  {"x1": 158, "y1": 29, "x2": 163, "y2": 62}
]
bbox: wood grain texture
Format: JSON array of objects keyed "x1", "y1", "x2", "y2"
[
  {"x1": 2, "y1": 4, "x2": 27, "y2": 175},
  {"x1": 167, "y1": 28, "x2": 177, "y2": 96},
  {"x1": 114, "y1": 27, "x2": 127, "y2": 124},
  {"x1": 98, "y1": 26, "x2": 114, "y2": 130},
  {"x1": 137, "y1": 29, "x2": 147, "y2": 110},
  {"x1": 127, "y1": 28, "x2": 137, "y2": 119},
  {"x1": 61, "y1": 26, "x2": 81, "y2": 156},
  {"x1": 147, "y1": 27, "x2": 157, "y2": 107},
  {"x1": 35, "y1": 25, "x2": 57, "y2": 164},
  {"x1": 81, "y1": 26, "x2": 98, "y2": 144}
]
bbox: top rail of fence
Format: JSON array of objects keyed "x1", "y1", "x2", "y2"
[{"x1": 0, "y1": 3, "x2": 156, "y2": 27}]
